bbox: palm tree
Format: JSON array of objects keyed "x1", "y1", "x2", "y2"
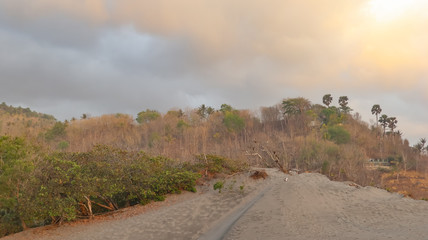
[
  {"x1": 371, "y1": 104, "x2": 382, "y2": 127},
  {"x1": 338, "y1": 96, "x2": 351, "y2": 114},
  {"x1": 379, "y1": 114, "x2": 388, "y2": 136},
  {"x1": 197, "y1": 104, "x2": 207, "y2": 118},
  {"x1": 387, "y1": 117, "x2": 398, "y2": 134},
  {"x1": 420, "y1": 138, "x2": 426, "y2": 155},
  {"x1": 322, "y1": 94, "x2": 333, "y2": 108}
]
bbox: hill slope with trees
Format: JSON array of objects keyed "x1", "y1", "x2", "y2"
[{"x1": 1, "y1": 96, "x2": 427, "y2": 237}]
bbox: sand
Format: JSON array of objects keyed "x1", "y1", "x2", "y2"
[{"x1": 4, "y1": 168, "x2": 428, "y2": 240}]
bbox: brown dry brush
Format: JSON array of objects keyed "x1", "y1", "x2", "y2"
[{"x1": 2, "y1": 101, "x2": 424, "y2": 186}]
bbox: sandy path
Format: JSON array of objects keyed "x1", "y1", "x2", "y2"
[
  {"x1": 4, "y1": 169, "x2": 428, "y2": 240},
  {"x1": 224, "y1": 172, "x2": 428, "y2": 240}
]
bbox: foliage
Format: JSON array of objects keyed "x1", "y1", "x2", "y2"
[
  {"x1": 0, "y1": 142, "x2": 202, "y2": 237},
  {"x1": 320, "y1": 107, "x2": 340, "y2": 125},
  {"x1": 136, "y1": 109, "x2": 161, "y2": 124},
  {"x1": 371, "y1": 104, "x2": 382, "y2": 126},
  {"x1": 387, "y1": 117, "x2": 398, "y2": 134},
  {"x1": 220, "y1": 104, "x2": 233, "y2": 113},
  {"x1": 45, "y1": 121, "x2": 67, "y2": 141},
  {"x1": 338, "y1": 96, "x2": 352, "y2": 114},
  {"x1": 282, "y1": 97, "x2": 311, "y2": 115},
  {"x1": 213, "y1": 181, "x2": 224, "y2": 193},
  {"x1": 223, "y1": 111, "x2": 245, "y2": 133},
  {"x1": 379, "y1": 114, "x2": 388, "y2": 135},
  {"x1": 0, "y1": 136, "x2": 34, "y2": 235},
  {"x1": 57, "y1": 141, "x2": 69, "y2": 150},
  {"x1": 197, "y1": 104, "x2": 214, "y2": 119},
  {"x1": 322, "y1": 94, "x2": 333, "y2": 107},
  {"x1": 0, "y1": 102, "x2": 55, "y2": 120},
  {"x1": 325, "y1": 125, "x2": 351, "y2": 144},
  {"x1": 195, "y1": 154, "x2": 244, "y2": 175}
]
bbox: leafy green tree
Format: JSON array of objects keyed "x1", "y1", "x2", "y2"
[
  {"x1": 371, "y1": 104, "x2": 382, "y2": 127},
  {"x1": 220, "y1": 104, "x2": 233, "y2": 114},
  {"x1": 223, "y1": 112, "x2": 245, "y2": 133},
  {"x1": 34, "y1": 155, "x2": 82, "y2": 224},
  {"x1": 320, "y1": 106, "x2": 340, "y2": 125},
  {"x1": 322, "y1": 94, "x2": 333, "y2": 107},
  {"x1": 0, "y1": 136, "x2": 34, "y2": 233},
  {"x1": 136, "y1": 109, "x2": 160, "y2": 124}
]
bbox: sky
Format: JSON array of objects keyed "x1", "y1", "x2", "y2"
[{"x1": 0, "y1": 0, "x2": 427, "y2": 144}]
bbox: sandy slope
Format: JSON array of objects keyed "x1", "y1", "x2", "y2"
[{"x1": 4, "y1": 169, "x2": 428, "y2": 240}]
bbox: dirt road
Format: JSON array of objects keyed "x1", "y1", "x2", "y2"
[{"x1": 4, "y1": 169, "x2": 428, "y2": 240}]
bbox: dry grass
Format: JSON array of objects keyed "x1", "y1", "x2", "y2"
[
  {"x1": 250, "y1": 170, "x2": 268, "y2": 180},
  {"x1": 382, "y1": 171, "x2": 428, "y2": 200}
]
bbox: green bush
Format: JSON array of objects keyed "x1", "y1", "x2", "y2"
[
  {"x1": 213, "y1": 181, "x2": 224, "y2": 193},
  {"x1": 0, "y1": 143, "x2": 202, "y2": 237},
  {"x1": 325, "y1": 125, "x2": 350, "y2": 144}
]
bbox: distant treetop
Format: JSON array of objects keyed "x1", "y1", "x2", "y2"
[{"x1": 0, "y1": 102, "x2": 56, "y2": 120}]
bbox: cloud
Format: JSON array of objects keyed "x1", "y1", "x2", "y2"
[{"x1": 0, "y1": 0, "x2": 427, "y2": 143}]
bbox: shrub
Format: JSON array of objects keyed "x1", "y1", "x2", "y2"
[
  {"x1": 326, "y1": 125, "x2": 350, "y2": 144},
  {"x1": 195, "y1": 154, "x2": 244, "y2": 175},
  {"x1": 213, "y1": 181, "x2": 224, "y2": 193}
]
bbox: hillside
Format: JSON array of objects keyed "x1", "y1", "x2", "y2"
[
  {"x1": 1, "y1": 95, "x2": 428, "y2": 237},
  {"x1": 0, "y1": 102, "x2": 56, "y2": 140}
]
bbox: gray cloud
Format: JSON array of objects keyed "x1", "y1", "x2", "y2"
[{"x1": 0, "y1": 0, "x2": 427, "y2": 144}]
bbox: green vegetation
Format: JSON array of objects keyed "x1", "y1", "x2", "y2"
[
  {"x1": 136, "y1": 109, "x2": 161, "y2": 124},
  {"x1": 213, "y1": 181, "x2": 224, "y2": 193},
  {"x1": 195, "y1": 154, "x2": 244, "y2": 175},
  {"x1": 45, "y1": 121, "x2": 67, "y2": 141},
  {"x1": 0, "y1": 141, "x2": 200, "y2": 237},
  {"x1": 325, "y1": 125, "x2": 351, "y2": 144},
  {"x1": 0, "y1": 102, "x2": 55, "y2": 120}
]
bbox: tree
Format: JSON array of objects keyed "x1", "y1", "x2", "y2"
[
  {"x1": 416, "y1": 138, "x2": 426, "y2": 155},
  {"x1": 322, "y1": 94, "x2": 333, "y2": 108},
  {"x1": 223, "y1": 112, "x2": 245, "y2": 133},
  {"x1": 282, "y1": 97, "x2": 311, "y2": 115},
  {"x1": 282, "y1": 97, "x2": 312, "y2": 136},
  {"x1": 0, "y1": 136, "x2": 34, "y2": 233},
  {"x1": 338, "y1": 96, "x2": 351, "y2": 114},
  {"x1": 197, "y1": 104, "x2": 214, "y2": 119},
  {"x1": 371, "y1": 104, "x2": 382, "y2": 127},
  {"x1": 136, "y1": 109, "x2": 160, "y2": 124},
  {"x1": 379, "y1": 114, "x2": 388, "y2": 136},
  {"x1": 220, "y1": 104, "x2": 233, "y2": 114},
  {"x1": 197, "y1": 104, "x2": 207, "y2": 119},
  {"x1": 387, "y1": 117, "x2": 398, "y2": 134},
  {"x1": 206, "y1": 107, "x2": 215, "y2": 116}
]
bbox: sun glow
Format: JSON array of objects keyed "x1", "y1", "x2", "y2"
[{"x1": 367, "y1": 0, "x2": 418, "y2": 22}]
